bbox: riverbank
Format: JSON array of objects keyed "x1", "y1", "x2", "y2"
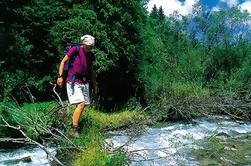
[
  {"x1": 0, "y1": 101, "x2": 150, "y2": 165},
  {"x1": 1, "y1": 100, "x2": 251, "y2": 165},
  {"x1": 55, "y1": 106, "x2": 149, "y2": 166}
]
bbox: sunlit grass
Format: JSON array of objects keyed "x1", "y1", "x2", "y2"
[
  {"x1": 69, "y1": 106, "x2": 148, "y2": 166},
  {"x1": 81, "y1": 107, "x2": 147, "y2": 130}
]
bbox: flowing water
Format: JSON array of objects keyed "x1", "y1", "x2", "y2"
[
  {"x1": 105, "y1": 116, "x2": 251, "y2": 166},
  {"x1": 0, "y1": 146, "x2": 56, "y2": 166},
  {"x1": 1, "y1": 116, "x2": 251, "y2": 166}
]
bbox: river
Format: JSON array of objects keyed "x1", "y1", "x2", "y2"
[
  {"x1": 1, "y1": 116, "x2": 251, "y2": 165},
  {"x1": 105, "y1": 116, "x2": 251, "y2": 165},
  {"x1": 0, "y1": 146, "x2": 56, "y2": 166}
]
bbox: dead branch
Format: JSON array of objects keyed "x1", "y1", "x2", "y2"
[
  {"x1": 0, "y1": 115, "x2": 64, "y2": 166},
  {"x1": 0, "y1": 137, "x2": 27, "y2": 144},
  {"x1": 22, "y1": 84, "x2": 36, "y2": 103},
  {"x1": 156, "y1": 95, "x2": 251, "y2": 122}
]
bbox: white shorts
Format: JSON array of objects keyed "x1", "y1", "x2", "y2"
[{"x1": 66, "y1": 82, "x2": 91, "y2": 105}]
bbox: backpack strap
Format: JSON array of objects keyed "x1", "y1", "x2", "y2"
[
  {"x1": 71, "y1": 45, "x2": 80, "y2": 59},
  {"x1": 70, "y1": 45, "x2": 81, "y2": 92}
]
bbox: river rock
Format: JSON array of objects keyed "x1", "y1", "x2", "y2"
[
  {"x1": 0, "y1": 149, "x2": 7, "y2": 152},
  {"x1": 216, "y1": 132, "x2": 230, "y2": 137},
  {"x1": 223, "y1": 146, "x2": 237, "y2": 151}
]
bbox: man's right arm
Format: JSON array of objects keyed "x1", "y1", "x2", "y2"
[{"x1": 57, "y1": 55, "x2": 70, "y2": 88}]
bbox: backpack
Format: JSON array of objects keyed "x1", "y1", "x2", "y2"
[{"x1": 62, "y1": 43, "x2": 80, "y2": 79}]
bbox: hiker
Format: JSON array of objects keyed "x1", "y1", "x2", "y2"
[{"x1": 57, "y1": 34, "x2": 97, "y2": 137}]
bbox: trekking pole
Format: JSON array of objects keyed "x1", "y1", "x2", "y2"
[{"x1": 49, "y1": 81, "x2": 64, "y2": 107}]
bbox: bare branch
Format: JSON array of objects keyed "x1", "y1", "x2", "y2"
[{"x1": 0, "y1": 115, "x2": 64, "y2": 166}]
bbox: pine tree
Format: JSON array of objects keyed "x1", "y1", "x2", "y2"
[
  {"x1": 150, "y1": 4, "x2": 158, "y2": 19},
  {"x1": 158, "y1": 6, "x2": 165, "y2": 20}
]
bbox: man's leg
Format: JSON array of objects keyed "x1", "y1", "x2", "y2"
[
  {"x1": 72, "y1": 102, "x2": 85, "y2": 137},
  {"x1": 72, "y1": 101, "x2": 85, "y2": 128},
  {"x1": 67, "y1": 82, "x2": 91, "y2": 137}
]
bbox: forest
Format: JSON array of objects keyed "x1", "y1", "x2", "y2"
[
  {"x1": 0, "y1": 0, "x2": 250, "y2": 108},
  {"x1": 0, "y1": 0, "x2": 251, "y2": 165}
]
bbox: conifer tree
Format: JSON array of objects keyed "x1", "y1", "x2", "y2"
[
  {"x1": 150, "y1": 4, "x2": 158, "y2": 19},
  {"x1": 158, "y1": 6, "x2": 165, "y2": 20}
]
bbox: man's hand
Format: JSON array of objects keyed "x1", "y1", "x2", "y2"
[
  {"x1": 57, "y1": 55, "x2": 70, "y2": 88},
  {"x1": 57, "y1": 77, "x2": 64, "y2": 88}
]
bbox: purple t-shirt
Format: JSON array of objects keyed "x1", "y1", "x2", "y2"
[{"x1": 66, "y1": 46, "x2": 95, "y2": 83}]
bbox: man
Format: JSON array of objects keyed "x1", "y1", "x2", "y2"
[{"x1": 57, "y1": 35, "x2": 97, "y2": 137}]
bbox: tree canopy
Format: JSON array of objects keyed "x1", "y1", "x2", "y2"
[{"x1": 0, "y1": 1, "x2": 250, "y2": 109}]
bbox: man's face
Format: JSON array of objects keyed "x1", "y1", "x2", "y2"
[{"x1": 84, "y1": 45, "x2": 93, "y2": 53}]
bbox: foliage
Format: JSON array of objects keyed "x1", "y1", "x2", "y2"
[
  {"x1": 0, "y1": 0, "x2": 146, "y2": 106},
  {"x1": 169, "y1": 82, "x2": 210, "y2": 98},
  {"x1": 137, "y1": 16, "x2": 206, "y2": 102},
  {"x1": 137, "y1": 5, "x2": 251, "y2": 105},
  {"x1": 0, "y1": 0, "x2": 251, "y2": 115},
  {"x1": 0, "y1": 101, "x2": 57, "y2": 139},
  {"x1": 0, "y1": 0, "x2": 66, "y2": 101},
  {"x1": 188, "y1": 6, "x2": 251, "y2": 96}
]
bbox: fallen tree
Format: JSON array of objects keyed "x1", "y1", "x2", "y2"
[{"x1": 150, "y1": 94, "x2": 251, "y2": 122}]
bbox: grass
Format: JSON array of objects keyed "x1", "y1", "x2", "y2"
[
  {"x1": 72, "y1": 126, "x2": 128, "y2": 166},
  {"x1": 69, "y1": 106, "x2": 148, "y2": 166},
  {"x1": 0, "y1": 101, "x2": 58, "y2": 139},
  {"x1": 81, "y1": 107, "x2": 147, "y2": 130}
]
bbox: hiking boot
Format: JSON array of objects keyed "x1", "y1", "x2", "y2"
[{"x1": 71, "y1": 126, "x2": 80, "y2": 138}]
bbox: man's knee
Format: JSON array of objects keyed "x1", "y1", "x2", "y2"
[{"x1": 77, "y1": 102, "x2": 85, "y2": 109}]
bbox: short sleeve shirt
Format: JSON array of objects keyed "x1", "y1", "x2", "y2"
[{"x1": 66, "y1": 46, "x2": 95, "y2": 83}]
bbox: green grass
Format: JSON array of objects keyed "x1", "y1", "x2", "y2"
[
  {"x1": 72, "y1": 126, "x2": 128, "y2": 166},
  {"x1": 69, "y1": 106, "x2": 148, "y2": 166},
  {"x1": 81, "y1": 107, "x2": 147, "y2": 130},
  {"x1": 22, "y1": 101, "x2": 57, "y2": 113},
  {"x1": 0, "y1": 101, "x2": 58, "y2": 139}
]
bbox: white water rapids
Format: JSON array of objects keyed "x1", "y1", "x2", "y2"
[
  {"x1": 0, "y1": 146, "x2": 56, "y2": 166},
  {"x1": 105, "y1": 116, "x2": 251, "y2": 165},
  {"x1": 1, "y1": 116, "x2": 251, "y2": 166}
]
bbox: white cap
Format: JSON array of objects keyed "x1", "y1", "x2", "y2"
[{"x1": 80, "y1": 35, "x2": 95, "y2": 46}]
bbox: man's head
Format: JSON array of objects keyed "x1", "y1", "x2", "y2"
[
  {"x1": 80, "y1": 35, "x2": 95, "y2": 53},
  {"x1": 81, "y1": 35, "x2": 95, "y2": 46}
]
